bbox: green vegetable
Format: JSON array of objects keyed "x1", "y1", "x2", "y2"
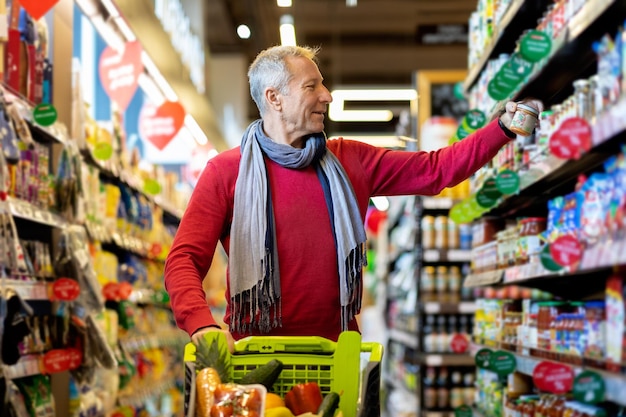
[
  {"x1": 239, "y1": 358, "x2": 284, "y2": 390},
  {"x1": 317, "y1": 391, "x2": 341, "y2": 417}
]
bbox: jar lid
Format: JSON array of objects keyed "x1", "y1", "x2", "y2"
[{"x1": 516, "y1": 103, "x2": 539, "y2": 116}]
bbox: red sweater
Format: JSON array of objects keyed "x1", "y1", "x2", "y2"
[{"x1": 164, "y1": 119, "x2": 510, "y2": 341}]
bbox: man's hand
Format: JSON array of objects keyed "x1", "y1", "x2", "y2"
[
  {"x1": 191, "y1": 326, "x2": 236, "y2": 353},
  {"x1": 499, "y1": 98, "x2": 544, "y2": 129}
]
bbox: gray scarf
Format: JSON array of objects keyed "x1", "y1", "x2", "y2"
[{"x1": 229, "y1": 119, "x2": 367, "y2": 334}]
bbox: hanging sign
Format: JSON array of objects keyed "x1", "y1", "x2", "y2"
[
  {"x1": 532, "y1": 361, "x2": 574, "y2": 394},
  {"x1": 572, "y1": 370, "x2": 605, "y2": 404},
  {"x1": 550, "y1": 234, "x2": 583, "y2": 267},
  {"x1": 20, "y1": 0, "x2": 60, "y2": 20},
  {"x1": 139, "y1": 101, "x2": 186, "y2": 150},
  {"x1": 52, "y1": 278, "x2": 80, "y2": 301},
  {"x1": 476, "y1": 188, "x2": 499, "y2": 208},
  {"x1": 549, "y1": 117, "x2": 592, "y2": 160},
  {"x1": 143, "y1": 178, "x2": 162, "y2": 195},
  {"x1": 98, "y1": 41, "x2": 143, "y2": 111},
  {"x1": 43, "y1": 348, "x2": 82, "y2": 373},
  {"x1": 487, "y1": 78, "x2": 510, "y2": 101}
]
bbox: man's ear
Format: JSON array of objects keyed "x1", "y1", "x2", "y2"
[{"x1": 265, "y1": 88, "x2": 282, "y2": 111}]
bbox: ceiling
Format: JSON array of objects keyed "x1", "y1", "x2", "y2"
[{"x1": 203, "y1": 0, "x2": 476, "y2": 138}]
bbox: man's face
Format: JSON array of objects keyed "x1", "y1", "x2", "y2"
[{"x1": 279, "y1": 56, "x2": 333, "y2": 138}]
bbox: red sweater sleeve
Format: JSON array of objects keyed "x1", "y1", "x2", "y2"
[
  {"x1": 164, "y1": 156, "x2": 237, "y2": 337},
  {"x1": 330, "y1": 118, "x2": 511, "y2": 198}
]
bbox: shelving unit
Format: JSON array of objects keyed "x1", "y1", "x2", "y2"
[{"x1": 462, "y1": 0, "x2": 626, "y2": 415}]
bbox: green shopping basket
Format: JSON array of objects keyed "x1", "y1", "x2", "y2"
[{"x1": 184, "y1": 330, "x2": 383, "y2": 417}]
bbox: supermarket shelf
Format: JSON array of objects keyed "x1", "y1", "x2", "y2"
[
  {"x1": 3, "y1": 354, "x2": 43, "y2": 379},
  {"x1": 417, "y1": 353, "x2": 475, "y2": 367},
  {"x1": 513, "y1": 352, "x2": 626, "y2": 406},
  {"x1": 423, "y1": 249, "x2": 471, "y2": 263},
  {"x1": 422, "y1": 301, "x2": 476, "y2": 314},
  {"x1": 422, "y1": 197, "x2": 455, "y2": 211},
  {"x1": 10, "y1": 280, "x2": 50, "y2": 301},
  {"x1": 9, "y1": 197, "x2": 68, "y2": 228},
  {"x1": 423, "y1": 412, "x2": 454, "y2": 417},
  {"x1": 463, "y1": 0, "x2": 546, "y2": 92},
  {"x1": 464, "y1": 270, "x2": 504, "y2": 287},
  {"x1": 389, "y1": 328, "x2": 418, "y2": 349}
]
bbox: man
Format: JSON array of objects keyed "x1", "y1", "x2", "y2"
[{"x1": 164, "y1": 45, "x2": 542, "y2": 349}]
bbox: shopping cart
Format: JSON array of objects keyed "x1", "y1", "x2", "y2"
[{"x1": 184, "y1": 331, "x2": 383, "y2": 417}]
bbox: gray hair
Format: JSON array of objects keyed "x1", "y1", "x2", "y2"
[{"x1": 248, "y1": 45, "x2": 321, "y2": 116}]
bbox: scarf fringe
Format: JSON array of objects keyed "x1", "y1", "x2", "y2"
[{"x1": 340, "y1": 242, "x2": 368, "y2": 331}]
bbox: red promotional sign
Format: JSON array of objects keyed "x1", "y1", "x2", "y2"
[
  {"x1": 98, "y1": 41, "x2": 143, "y2": 110},
  {"x1": 139, "y1": 101, "x2": 186, "y2": 150},
  {"x1": 550, "y1": 235, "x2": 583, "y2": 267},
  {"x1": 103, "y1": 282, "x2": 120, "y2": 301},
  {"x1": 20, "y1": 0, "x2": 60, "y2": 20},
  {"x1": 549, "y1": 117, "x2": 592, "y2": 160},
  {"x1": 43, "y1": 348, "x2": 83, "y2": 374},
  {"x1": 450, "y1": 333, "x2": 470, "y2": 353},
  {"x1": 117, "y1": 282, "x2": 133, "y2": 300},
  {"x1": 532, "y1": 361, "x2": 574, "y2": 394},
  {"x1": 52, "y1": 278, "x2": 80, "y2": 301}
]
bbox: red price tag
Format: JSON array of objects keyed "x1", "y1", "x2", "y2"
[
  {"x1": 103, "y1": 282, "x2": 120, "y2": 301},
  {"x1": 549, "y1": 117, "x2": 591, "y2": 160},
  {"x1": 550, "y1": 235, "x2": 583, "y2": 267},
  {"x1": 532, "y1": 361, "x2": 574, "y2": 394},
  {"x1": 43, "y1": 348, "x2": 82, "y2": 373},
  {"x1": 117, "y1": 282, "x2": 133, "y2": 300},
  {"x1": 450, "y1": 333, "x2": 470, "y2": 353},
  {"x1": 52, "y1": 278, "x2": 81, "y2": 301}
]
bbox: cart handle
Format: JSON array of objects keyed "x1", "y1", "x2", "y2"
[{"x1": 361, "y1": 342, "x2": 384, "y2": 363}]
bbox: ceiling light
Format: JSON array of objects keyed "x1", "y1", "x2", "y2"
[
  {"x1": 329, "y1": 88, "x2": 417, "y2": 122},
  {"x1": 279, "y1": 15, "x2": 296, "y2": 46},
  {"x1": 237, "y1": 24, "x2": 251, "y2": 39},
  {"x1": 277, "y1": 0, "x2": 292, "y2": 6},
  {"x1": 346, "y1": 0, "x2": 357, "y2": 6}
]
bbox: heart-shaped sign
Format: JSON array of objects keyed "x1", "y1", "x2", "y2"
[
  {"x1": 20, "y1": 0, "x2": 60, "y2": 20},
  {"x1": 138, "y1": 101, "x2": 186, "y2": 150},
  {"x1": 98, "y1": 41, "x2": 143, "y2": 110}
]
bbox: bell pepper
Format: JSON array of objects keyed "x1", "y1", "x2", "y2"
[{"x1": 284, "y1": 382, "x2": 323, "y2": 415}]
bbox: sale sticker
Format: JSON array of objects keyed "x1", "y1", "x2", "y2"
[
  {"x1": 20, "y1": 0, "x2": 60, "y2": 20},
  {"x1": 496, "y1": 169, "x2": 520, "y2": 195},
  {"x1": 532, "y1": 361, "x2": 574, "y2": 394},
  {"x1": 139, "y1": 101, "x2": 186, "y2": 150},
  {"x1": 98, "y1": 41, "x2": 143, "y2": 110},
  {"x1": 549, "y1": 117, "x2": 592, "y2": 160},
  {"x1": 550, "y1": 234, "x2": 583, "y2": 267},
  {"x1": 450, "y1": 333, "x2": 470, "y2": 353},
  {"x1": 52, "y1": 278, "x2": 80, "y2": 301},
  {"x1": 43, "y1": 348, "x2": 83, "y2": 373}
]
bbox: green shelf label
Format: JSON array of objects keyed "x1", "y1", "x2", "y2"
[
  {"x1": 496, "y1": 169, "x2": 520, "y2": 195},
  {"x1": 489, "y1": 350, "x2": 516, "y2": 376},
  {"x1": 475, "y1": 348, "x2": 493, "y2": 369},
  {"x1": 520, "y1": 30, "x2": 552, "y2": 63},
  {"x1": 455, "y1": 405, "x2": 473, "y2": 417},
  {"x1": 33, "y1": 103, "x2": 58, "y2": 126},
  {"x1": 573, "y1": 370, "x2": 605, "y2": 404}
]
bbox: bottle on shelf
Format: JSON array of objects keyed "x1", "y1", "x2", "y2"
[
  {"x1": 423, "y1": 366, "x2": 438, "y2": 410},
  {"x1": 436, "y1": 366, "x2": 450, "y2": 410}
]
